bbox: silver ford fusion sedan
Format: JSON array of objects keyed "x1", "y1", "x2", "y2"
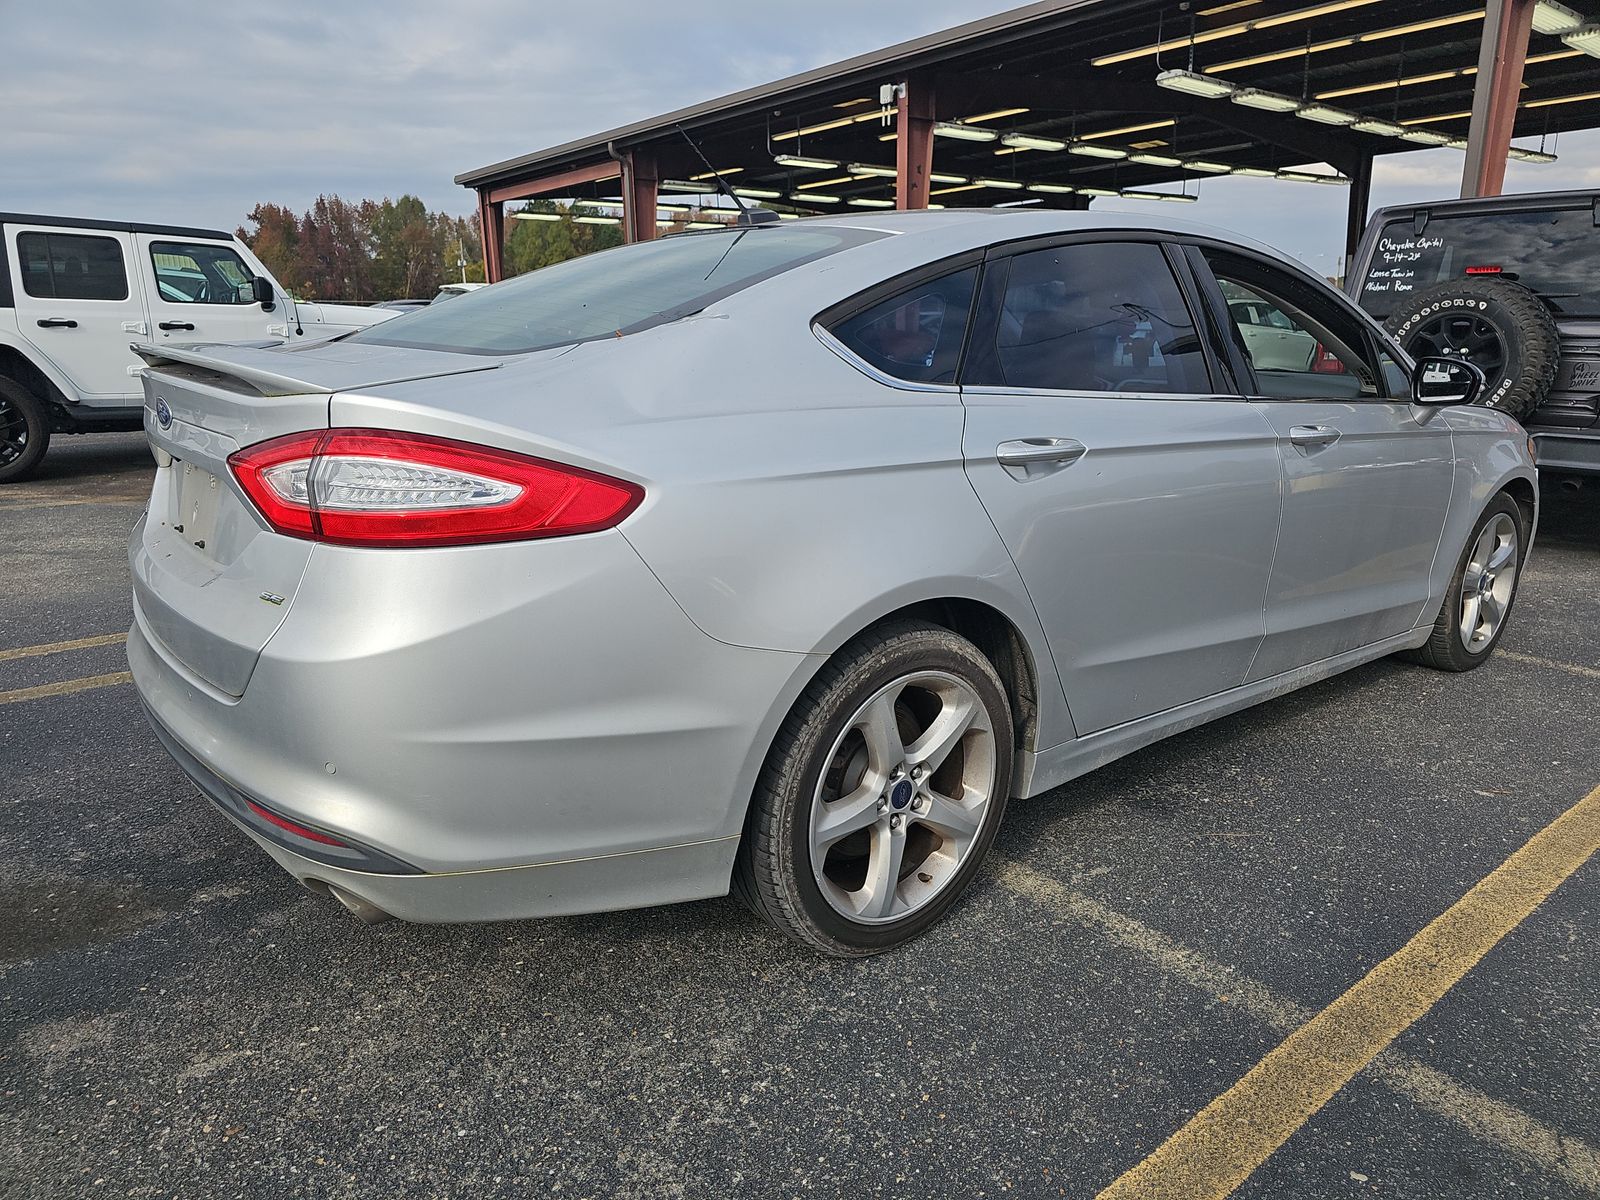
[{"x1": 129, "y1": 210, "x2": 1537, "y2": 956}]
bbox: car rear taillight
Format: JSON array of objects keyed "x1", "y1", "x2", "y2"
[
  {"x1": 228, "y1": 429, "x2": 643, "y2": 548},
  {"x1": 244, "y1": 799, "x2": 350, "y2": 847},
  {"x1": 1311, "y1": 342, "x2": 1347, "y2": 374}
]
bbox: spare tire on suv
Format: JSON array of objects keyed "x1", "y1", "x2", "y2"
[{"x1": 1384, "y1": 276, "x2": 1560, "y2": 422}]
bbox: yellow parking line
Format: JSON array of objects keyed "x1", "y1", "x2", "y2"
[
  {"x1": 1094, "y1": 783, "x2": 1600, "y2": 1200},
  {"x1": 0, "y1": 632, "x2": 128, "y2": 662},
  {"x1": 994, "y1": 862, "x2": 1600, "y2": 1194},
  {"x1": 1499, "y1": 649, "x2": 1600, "y2": 682},
  {"x1": 0, "y1": 672, "x2": 133, "y2": 706}
]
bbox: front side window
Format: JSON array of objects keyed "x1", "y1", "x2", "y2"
[
  {"x1": 828, "y1": 267, "x2": 977, "y2": 384},
  {"x1": 17, "y1": 232, "x2": 128, "y2": 301},
  {"x1": 351, "y1": 225, "x2": 885, "y2": 356},
  {"x1": 150, "y1": 241, "x2": 256, "y2": 305},
  {"x1": 1203, "y1": 249, "x2": 1385, "y2": 400},
  {"x1": 967, "y1": 241, "x2": 1211, "y2": 394}
]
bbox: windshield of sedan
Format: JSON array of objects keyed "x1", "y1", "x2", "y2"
[{"x1": 350, "y1": 224, "x2": 885, "y2": 355}]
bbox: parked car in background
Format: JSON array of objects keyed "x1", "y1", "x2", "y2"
[
  {"x1": 1226, "y1": 294, "x2": 1319, "y2": 371},
  {"x1": 432, "y1": 282, "x2": 485, "y2": 302},
  {"x1": 0, "y1": 212, "x2": 402, "y2": 482},
  {"x1": 129, "y1": 211, "x2": 1536, "y2": 957},
  {"x1": 1348, "y1": 188, "x2": 1600, "y2": 477}
]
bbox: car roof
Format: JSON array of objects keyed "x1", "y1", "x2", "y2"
[
  {"x1": 0, "y1": 211, "x2": 235, "y2": 241},
  {"x1": 1365, "y1": 187, "x2": 1600, "y2": 225}
]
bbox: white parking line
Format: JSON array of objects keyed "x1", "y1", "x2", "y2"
[{"x1": 1498, "y1": 650, "x2": 1600, "y2": 682}]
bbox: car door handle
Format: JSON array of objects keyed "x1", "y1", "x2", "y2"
[
  {"x1": 996, "y1": 437, "x2": 1088, "y2": 466},
  {"x1": 1288, "y1": 425, "x2": 1341, "y2": 448},
  {"x1": 36, "y1": 317, "x2": 78, "y2": 328},
  {"x1": 158, "y1": 321, "x2": 196, "y2": 331}
]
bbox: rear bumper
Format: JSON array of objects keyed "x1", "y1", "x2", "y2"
[{"x1": 1531, "y1": 429, "x2": 1600, "y2": 475}]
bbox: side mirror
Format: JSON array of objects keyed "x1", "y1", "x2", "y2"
[
  {"x1": 1411, "y1": 355, "x2": 1485, "y2": 406},
  {"x1": 252, "y1": 276, "x2": 276, "y2": 311}
]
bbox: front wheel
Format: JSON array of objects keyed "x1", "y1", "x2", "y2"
[
  {"x1": 0, "y1": 377, "x2": 49, "y2": 484},
  {"x1": 734, "y1": 621, "x2": 1014, "y2": 957},
  {"x1": 1405, "y1": 493, "x2": 1527, "y2": 671}
]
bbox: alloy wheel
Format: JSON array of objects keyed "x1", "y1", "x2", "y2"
[
  {"x1": 0, "y1": 394, "x2": 27, "y2": 467},
  {"x1": 808, "y1": 670, "x2": 997, "y2": 924},
  {"x1": 1459, "y1": 512, "x2": 1518, "y2": 653}
]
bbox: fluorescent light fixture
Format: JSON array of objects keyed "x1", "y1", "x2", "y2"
[
  {"x1": 974, "y1": 178, "x2": 1025, "y2": 190},
  {"x1": 1533, "y1": 1, "x2": 1585, "y2": 34},
  {"x1": 1068, "y1": 142, "x2": 1129, "y2": 159},
  {"x1": 660, "y1": 180, "x2": 715, "y2": 194},
  {"x1": 1155, "y1": 68, "x2": 1239, "y2": 98},
  {"x1": 1296, "y1": 103, "x2": 1359, "y2": 125},
  {"x1": 1231, "y1": 166, "x2": 1278, "y2": 177},
  {"x1": 792, "y1": 193, "x2": 841, "y2": 203},
  {"x1": 1129, "y1": 152, "x2": 1182, "y2": 167},
  {"x1": 511, "y1": 211, "x2": 561, "y2": 222},
  {"x1": 1001, "y1": 133, "x2": 1068, "y2": 152},
  {"x1": 1507, "y1": 145, "x2": 1559, "y2": 162},
  {"x1": 847, "y1": 197, "x2": 896, "y2": 208},
  {"x1": 1077, "y1": 186, "x2": 1118, "y2": 197},
  {"x1": 732, "y1": 187, "x2": 782, "y2": 199},
  {"x1": 964, "y1": 107, "x2": 1030, "y2": 122},
  {"x1": 1447, "y1": 138, "x2": 1470, "y2": 150},
  {"x1": 1398, "y1": 128, "x2": 1454, "y2": 145},
  {"x1": 797, "y1": 175, "x2": 857, "y2": 190},
  {"x1": 1564, "y1": 24, "x2": 1600, "y2": 56},
  {"x1": 1182, "y1": 160, "x2": 1234, "y2": 173},
  {"x1": 773, "y1": 154, "x2": 840, "y2": 170},
  {"x1": 932, "y1": 122, "x2": 998, "y2": 142},
  {"x1": 1027, "y1": 182, "x2": 1077, "y2": 194},
  {"x1": 656, "y1": 203, "x2": 690, "y2": 213},
  {"x1": 930, "y1": 172, "x2": 969, "y2": 184},
  {"x1": 1276, "y1": 170, "x2": 1349, "y2": 184},
  {"x1": 574, "y1": 215, "x2": 620, "y2": 225},
  {"x1": 1232, "y1": 88, "x2": 1301, "y2": 112},
  {"x1": 690, "y1": 167, "x2": 742, "y2": 180},
  {"x1": 845, "y1": 163, "x2": 899, "y2": 178},
  {"x1": 1352, "y1": 118, "x2": 1408, "y2": 136},
  {"x1": 930, "y1": 183, "x2": 985, "y2": 195},
  {"x1": 1124, "y1": 190, "x2": 1198, "y2": 203}
]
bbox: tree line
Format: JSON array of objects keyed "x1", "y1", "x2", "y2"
[{"x1": 237, "y1": 195, "x2": 628, "y2": 303}]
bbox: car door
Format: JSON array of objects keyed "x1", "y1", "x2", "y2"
[
  {"x1": 137, "y1": 234, "x2": 278, "y2": 346},
  {"x1": 959, "y1": 236, "x2": 1283, "y2": 736},
  {"x1": 9, "y1": 224, "x2": 147, "y2": 400},
  {"x1": 1189, "y1": 245, "x2": 1454, "y2": 680}
]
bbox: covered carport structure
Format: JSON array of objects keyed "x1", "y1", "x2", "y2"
[{"x1": 457, "y1": 0, "x2": 1600, "y2": 281}]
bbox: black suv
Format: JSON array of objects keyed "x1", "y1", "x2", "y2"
[{"x1": 1348, "y1": 189, "x2": 1600, "y2": 476}]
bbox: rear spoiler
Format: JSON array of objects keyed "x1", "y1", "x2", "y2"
[
  {"x1": 130, "y1": 340, "x2": 502, "y2": 397},
  {"x1": 131, "y1": 341, "x2": 323, "y2": 396}
]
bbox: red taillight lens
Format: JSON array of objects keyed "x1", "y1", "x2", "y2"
[
  {"x1": 1311, "y1": 342, "x2": 1347, "y2": 374},
  {"x1": 228, "y1": 429, "x2": 643, "y2": 548}
]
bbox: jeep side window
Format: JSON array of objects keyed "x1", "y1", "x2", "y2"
[
  {"x1": 150, "y1": 241, "x2": 257, "y2": 306},
  {"x1": 17, "y1": 232, "x2": 129, "y2": 301}
]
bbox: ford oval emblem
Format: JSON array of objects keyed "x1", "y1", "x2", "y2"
[{"x1": 155, "y1": 397, "x2": 172, "y2": 429}]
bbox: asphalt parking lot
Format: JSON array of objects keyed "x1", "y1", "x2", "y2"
[{"x1": 2, "y1": 432, "x2": 1596, "y2": 1200}]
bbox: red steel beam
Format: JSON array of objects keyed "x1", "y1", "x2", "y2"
[
  {"x1": 477, "y1": 190, "x2": 505, "y2": 283},
  {"x1": 486, "y1": 160, "x2": 624, "y2": 206},
  {"x1": 1461, "y1": 0, "x2": 1535, "y2": 198},
  {"x1": 623, "y1": 149, "x2": 659, "y2": 243},
  {"x1": 896, "y1": 76, "x2": 935, "y2": 211}
]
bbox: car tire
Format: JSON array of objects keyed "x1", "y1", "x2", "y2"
[
  {"x1": 1384, "y1": 277, "x2": 1559, "y2": 422},
  {"x1": 0, "y1": 377, "x2": 50, "y2": 485},
  {"x1": 734, "y1": 620, "x2": 1014, "y2": 957},
  {"x1": 1404, "y1": 492, "x2": 1527, "y2": 672}
]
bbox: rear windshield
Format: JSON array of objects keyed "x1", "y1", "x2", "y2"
[
  {"x1": 350, "y1": 224, "x2": 884, "y2": 355},
  {"x1": 1357, "y1": 206, "x2": 1600, "y2": 318}
]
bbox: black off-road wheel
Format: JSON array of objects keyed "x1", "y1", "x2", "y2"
[
  {"x1": 1385, "y1": 277, "x2": 1559, "y2": 422},
  {"x1": 734, "y1": 621, "x2": 1014, "y2": 957},
  {"x1": 0, "y1": 377, "x2": 49, "y2": 484},
  {"x1": 1404, "y1": 492, "x2": 1527, "y2": 672}
]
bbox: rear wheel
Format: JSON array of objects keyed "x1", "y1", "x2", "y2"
[
  {"x1": 0, "y1": 377, "x2": 49, "y2": 484},
  {"x1": 1405, "y1": 493, "x2": 1526, "y2": 671},
  {"x1": 734, "y1": 621, "x2": 1013, "y2": 956}
]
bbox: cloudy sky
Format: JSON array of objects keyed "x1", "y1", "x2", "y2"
[{"x1": 3, "y1": 0, "x2": 1595, "y2": 274}]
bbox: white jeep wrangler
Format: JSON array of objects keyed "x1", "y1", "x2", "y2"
[{"x1": 0, "y1": 212, "x2": 400, "y2": 482}]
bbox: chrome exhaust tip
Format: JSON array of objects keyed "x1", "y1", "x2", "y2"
[{"x1": 326, "y1": 884, "x2": 395, "y2": 925}]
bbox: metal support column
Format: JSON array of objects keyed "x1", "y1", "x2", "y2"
[
  {"x1": 623, "y1": 149, "x2": 659, "y2": 243},
  {"x1": 896, "y1": 76, "x2": 935, "y2": 211},
  {"x1": 1461, "y1": 0, "x2": 1536, "y2": 197},
  {"x1": 477, "y1": 190, "x2": 505, "y2": 283},
  {"x1": 1344, "y1": 150, "x2": 1374, "y2": 281}
]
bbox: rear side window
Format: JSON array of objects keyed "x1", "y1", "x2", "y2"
[
  {"x1": 150, "y1": 241, "x2": 256, "y2": 305},
  {"x1": 351, "y1": 225, "x2": 885, "y2": 355},
  {"x1": 966, "y1": 241, "x2": 1211, "y2": 394},
  {"x1": 17, "y1": 232, "x2": 128, "y2": 301},
  {"x1": 828, "y1": 267, "x2": 977, "y2": 384}
]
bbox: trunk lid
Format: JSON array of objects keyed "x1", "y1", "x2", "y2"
[{"x1": 130, "y1": 340, "x2": 503, "y2": 696}]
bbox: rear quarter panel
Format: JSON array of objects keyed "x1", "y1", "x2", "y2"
[{"x1": 1433, "y1": 405, "x2": 1539, "y2": 598}]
